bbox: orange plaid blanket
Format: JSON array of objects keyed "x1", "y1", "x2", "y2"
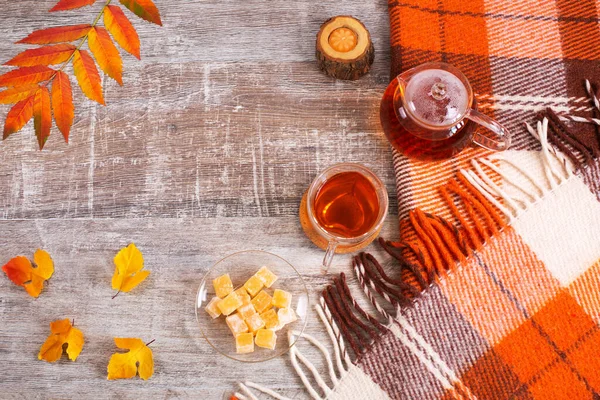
[{"x1": 238, "y1": 1, "x2": 600, "y2": 399}]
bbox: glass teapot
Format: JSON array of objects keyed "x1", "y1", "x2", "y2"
[{"x1": 380, "y1": 62, "x2": 511, "y2": 159}]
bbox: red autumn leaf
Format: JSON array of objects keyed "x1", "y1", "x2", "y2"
[
  {"x1": 17, "y1": 25, "x2": 92, "y2": 45},
  {"x1": 104, "y1": 5, "x2": 140, "y2": 59},
  {"x1": 5, "y1": 44, "x2": 77, "y2": 67},
  {"x1": 33, "y1": 87, "x2": 52, "y2": 149},
  {"x1": 50, "y1": 0, "x2": 96, "y2": 12},
  {"x1": 0, "y1": 84, "x2": 40, "y2": 104},
  {"x1": 3, "y1": 96, "x2": 34, "y2": 139},
  {"x1": 51, "y1": 71, "x2": 74, "y2": 142},
  {"x1": 88, "y1": 27, "x2": 123, "y2": 85},
  {"x1": 119, "y1": 0, "x2": 162, "y2": 26},
  {"x1": 0, "y1": 66, "x2": 55, "y2": 87},
  {"x1": 72, "y1": 49, "x2": 104, "y2": 105}
]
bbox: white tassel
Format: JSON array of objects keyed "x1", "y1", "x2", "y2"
[
  {"x1": 316, "y1": 301, "x2": 349, "y2": 376},
  {"x1": 288, "y1": 334, "x2": 325, "y2": 400},
  {"x1": 459, "y1": 170, "x2": 515, "y2": 220},
  {"x1": 471, "y1": 159, "x2": 529, "y2": 210},
  {"x1": 238, "y1": 383, "x2": 260, "y2": 400},
  {"x1": 478, "y1": 157, "x2": 539, "y2": 202},
  {"x1": 244, "y1": 381, "x2": 293, "y2": 400}
]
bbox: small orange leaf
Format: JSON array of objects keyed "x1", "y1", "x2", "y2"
[
  {"x1": 51, "y1": 71, "x2": 74, "y2": 142},
  {"x1": 5, "y1": 44, "x2": 76, "y2": 67},
  {"x1": 3, "y1": 96, "x2": 34, "y2": 139},
  {"x1": 119, "y1": 0, "x2": 162, "y2": 26},
  {"x1": 107, "y1": 338, "x2": 154, "y2": 380},
  {"x1": 111, "y1": 243, "x2": 149, "y2": 296},
  {"x1": 88, "y1": 27, "x2": 123, "y2": 85},
  {"x1": 72, "y1": 49, "x2": 104, "y2": 105},
  {"x1": 50, "y1": 0, "x2": 96, "y2": 12},
  {"x1": 0, "y1": 66, "x2": 55, "y2": 87},
  {"x1": 0, "y1": 84, "x2": 40, "y2": 104},
  {"x1": 38, "y1": 319, "x2": 84, "y2": 362},
  {"x1": 33, "y1": 86, "x2": 52, "y2": 150},
  {"x1": 1, "y1": 249, "x2": 54, "y2": 298},
  {"x1": 104, "y1": 5, "x2": 140, "y2": 59},
  {"x1": 18, "y1": 25, "x2": 92, "y2": 45}
]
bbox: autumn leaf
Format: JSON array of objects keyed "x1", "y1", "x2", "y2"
[
  {"x1": 50, "y1": 0, "x2": 96, "y2": 12},
  {"x1": 18, "y1": 25, "x2": 92, "y2": 45},
  {"x1": 88, "y1": 27, "x2": 123, "y2": 85},
  {"x1": 3, "y1": 96, "x2": 35, "y2": 139},
  {"x1": 38, "y1": 319, "x2": 85, "y2": 362},
  {"x1": 0, "y1": 66, "x2": 55, "y2": 87},
  {"x1": 120, "y1": 0, "x2": 162, "y2": 26},
  {"x1": 1, "y1": 249, "x2": 54, "y2": 298},
  {"x1": 5, "y1": 44, "x2": 76, "y2": 67},
  {"x1": 107, "y1": 338, "x2": 154, "y2": 380},
  {"x1": 112, "y1": 243, "x2": 149, "y2": 297},
  {"x1": 34, "y1": 87, "x2": 52, "y2": 149},
  {"x1": 72, "y1": 49, "x2": 104, "y2": 105},
  {"x1": 0, "y1": 84, "x2": 40, "y2": 104},
  {"x1": 51, "y1": 71, "x2": 74, "y2": 142},
  {"x1": 104, "y1": 5, "x2": 140, "y2": 59}
]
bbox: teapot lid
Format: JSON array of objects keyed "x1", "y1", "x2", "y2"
[{"x1": 403, "y1": 68, "x2": 470, "y2": 128}]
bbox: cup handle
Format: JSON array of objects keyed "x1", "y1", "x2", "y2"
[
  {"x1": 321, "y1": 240, "x2": 338, "y2": 274},
  {"x1": 465, "y1": 109, "x2": 511, "y2": 151}
]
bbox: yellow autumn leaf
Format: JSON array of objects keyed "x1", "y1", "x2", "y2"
[
  {"x1": 2, "y1": 249, "x2": 54, "y2": 298},
  {"x1": 111, "y1": 243, "x2": 149, "y2": 296},
  {"x1": 107, "y1": 338, "x2": 154, "y2": 380},
  {"x1": 38, "y1": 318, "x2": 84, "y2": 362}
]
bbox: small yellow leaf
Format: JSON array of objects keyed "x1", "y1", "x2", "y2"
[
  {"x1": 38, "y1": 318, "x2": 84, "y2": 362},
  {"x1": 111, "y1": 243, "x2": 149, "y2": 295},
  {"x1": 107, "y1": 338, "x2": 154, "y2": 380}
]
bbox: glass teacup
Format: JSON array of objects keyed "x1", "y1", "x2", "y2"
[{"x1": 299, "y1": 163, "x2": 388, "y2": 272}]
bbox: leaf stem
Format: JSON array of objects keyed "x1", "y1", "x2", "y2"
[
  {"x1": 43, "y1": 0, "x2": 112, "y2": 88},
  {"x1": 145, "y1": 339, "x2": 155, "y2": 347},
  {"x1": 111, "y1": 290, "x2": 120, "y2": 299}
]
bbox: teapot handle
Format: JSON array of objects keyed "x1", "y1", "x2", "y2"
[{"x1": 465, "y1": 109, "x2": 511, "y2": 151}]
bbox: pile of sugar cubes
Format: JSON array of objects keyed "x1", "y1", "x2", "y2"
[{"x1": 205, "y1": 266, "x2": 297, "y2": 354}]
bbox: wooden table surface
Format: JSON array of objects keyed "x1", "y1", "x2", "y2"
[{"x1": 0, "y1": 1, "x2": 398, "y2": 398}]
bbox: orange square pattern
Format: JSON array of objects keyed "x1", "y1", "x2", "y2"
[
  {"x1": 568, "y1": 259, "x2": 600, "y2": 322},
  {"x1": 440, "y1": 254, "x2": 527, "y2": 345},
  {"x1": 444, "y1": 14, "x2": 489, "y2": 56},
  {"x1": 569, "y1": 329, "x2": 600, "y2": 392},
  {"x1": 392, "y1": 8, "x2": 442, "y2": 51},
  {"x1": 529, "y1": 361, "x2": 593, "y2": 400},
  {"x1": 494, "y1": 320, "x2": 557, "y2": 383},
  {"x1": 479, "y1": 228, "x2": 561, "y2": 315},
  {"x1": 486, "y1": 18, "x2": 563, "y2": 59},
  {"x1": 559, "y1": 21, "x2": 600, "y2": 60},
  {"x1": 532, "y1": 291, "x2": 597, "y2": 352},
  {"x1": 442, "y1": 0, "x2": 486, "y2": 13}
]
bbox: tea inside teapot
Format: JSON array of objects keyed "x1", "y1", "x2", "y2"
[{"x1": 403, "y1": 68, "x2": 469, "y2": 127}]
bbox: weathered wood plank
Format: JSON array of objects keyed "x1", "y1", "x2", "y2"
[{"x1": 0, "y1": 217, "x2": 399, "y2": 398}]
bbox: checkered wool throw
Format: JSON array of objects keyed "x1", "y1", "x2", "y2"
[{"x1": 237, "y1": 1, "x2": 600, "y2": 399}]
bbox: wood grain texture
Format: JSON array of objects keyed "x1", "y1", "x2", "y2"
[{"x1": 0, "y1": 0, "x2": 396, "y2": 398}]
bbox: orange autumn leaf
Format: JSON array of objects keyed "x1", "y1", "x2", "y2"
[
  {"x1": 2, "y1": 249, "x2": 54, "y2": 298},
  {"x1": 72, "y1": 49, "x2": 104, "y2": 105},
  {"x1": 0, "y1": 66, "x2": 55, "y2": 87},
  {"x1": 111, "y1": 243, "x2": 149, "y2": 296},
  {"x1": 0, "y1": 84, "x2": 40, "y2": 104},
  {"x1": 18, "y1": 24, "x2": 92, "y2": 45},
  {"x1": 34, "y1": 87, "x2": 52, "y2": 149},
  {"x1": 3, "y1": 96, "x2": 34, "y2": 139},
  {"x1": 119, "y1": 0, "x2": 162, "y2": 26},
  {"x1": 104, "y1": 5, "x2": 140, "y2": 59},
  {"x1": 51, "y1": 71, "x2": 74, "y2": 142},
  {"x1": 107, "y1": 338, "x2": 154, "y2": 380},
  {"x1": 5, "y1": 44, "x2": 76, "y2": 67},
  {"x1": 50, "y1": 0, "x2": 96, "y2": 12},
  {"x1": 88, "y1": 27, "x2": 123, "y2": 85},
  {"x1": 38, "y1": 319, "x2": 85, "y2": 362}
]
